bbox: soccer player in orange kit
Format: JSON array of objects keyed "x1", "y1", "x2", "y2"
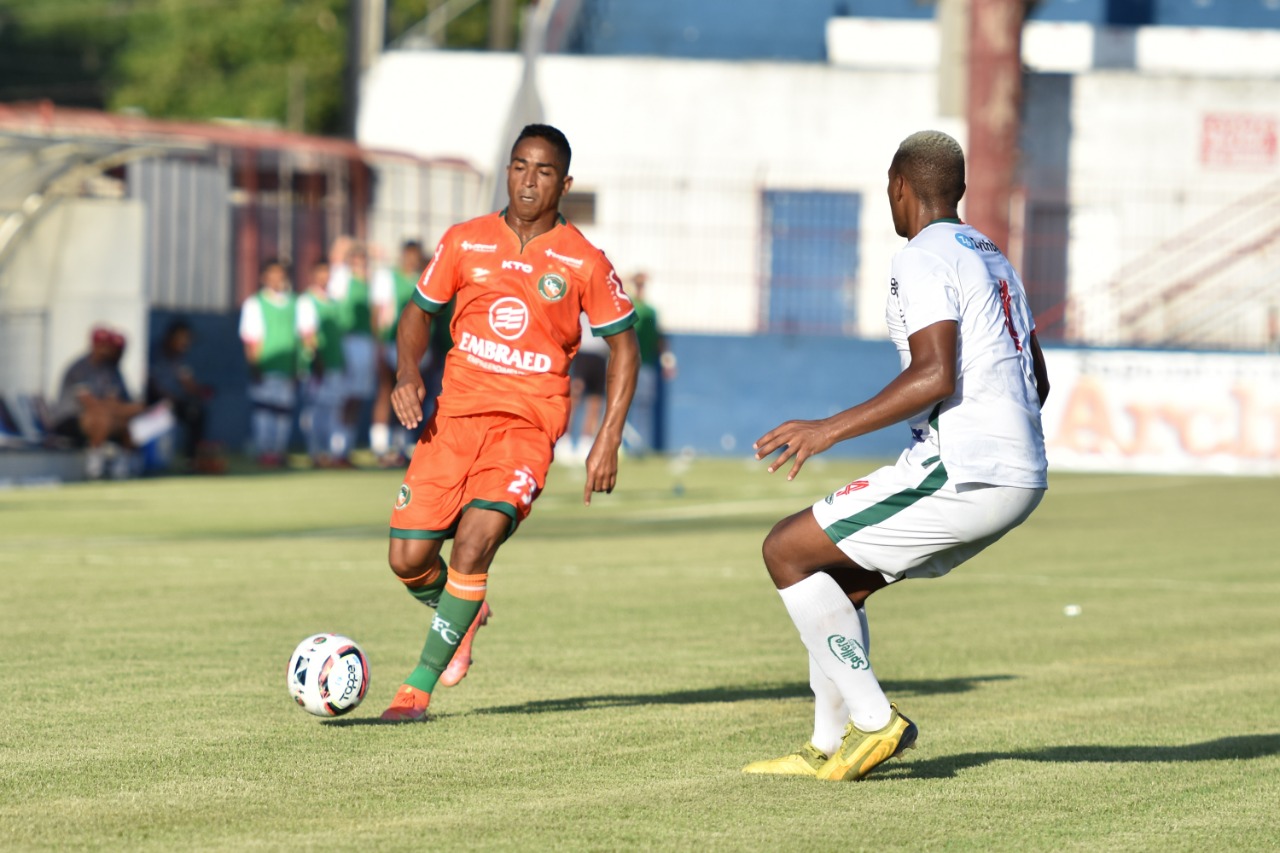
[{"x1": 380, "y1": 124, "x2": 640, "y2": 721}]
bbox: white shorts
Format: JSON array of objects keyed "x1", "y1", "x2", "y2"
[
  {"x1": 342, "y1": 335, "x2": 377, "y2": 400},
  {"x1": 811, "y1": 450, "x2": 1044, "y2": 584}
]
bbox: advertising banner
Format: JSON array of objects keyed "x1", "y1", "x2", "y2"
[{"x1": 1042, "y1": 348, "x2": 1280, "y2": 475}]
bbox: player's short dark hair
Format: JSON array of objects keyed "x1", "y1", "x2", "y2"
[
  {"x1": 260, "y1": 257, "x2": 289, "y2": 276},
  {"x1": 402, "y1": 239, "x2": 424, "y2": 254},
  {"x1": 892, "y1": 131, "x2": 966, "y2": 208},
  {"x1": 511, "y1": 124, "x2": 572, "y2": 175}
]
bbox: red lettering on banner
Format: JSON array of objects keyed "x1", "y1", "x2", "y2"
[{"x1": 1053, "y1": 379, "x2": 1280, "y2": 460}]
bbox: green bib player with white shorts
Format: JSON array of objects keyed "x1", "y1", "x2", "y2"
[{"x1": 745, "y1": 131, "x2": 1050, "y2": 782}]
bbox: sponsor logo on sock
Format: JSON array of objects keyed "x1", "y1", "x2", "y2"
[
  {"x1": 827, "y1": 634, "x2": 870, "y2": 670},
  {"x1": 431, "y1": 614, "x2": 461, "y2": 645},
  {"x1": 395, "y1": 484, "x2": 412, "y2": 510}
]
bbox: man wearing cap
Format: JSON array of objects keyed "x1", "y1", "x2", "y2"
[{"x1": 51, "y1": 326, "x2": 145, "y2": 478}]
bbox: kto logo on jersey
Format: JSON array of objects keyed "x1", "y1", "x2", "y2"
[
  {"x1": 537, "y1": 273, "x2": 568, "y2": 302},
  {"x1": 955, "y1": 232, "x2": 1000, "y2": 253},
  {"x1": 502, "y1": 259, "x2": 534, "y2": 273},
  {"x1": 488, "y1": 296, "x2": 529, "y2": 340},
  {"x1": 461, "y1": 240, "x2": 497, "y2": 253}
]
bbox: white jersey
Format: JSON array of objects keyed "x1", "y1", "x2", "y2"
[{"x1": 885, "y1": 220, "x2": 1047, "y2": 489}]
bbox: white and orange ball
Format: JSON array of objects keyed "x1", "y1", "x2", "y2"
[{"x1": 287, "y1": 634, "x2": 369, "y2": 717}]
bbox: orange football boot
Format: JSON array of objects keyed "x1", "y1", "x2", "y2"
[
  {"x1": 380, "y1": 684, "x2": 431, "y2": 722},
  {"x1": 439, "y1": 601, "x2": 491, "y2": 687}
]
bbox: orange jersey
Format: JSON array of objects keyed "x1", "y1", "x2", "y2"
[{"x1": 413, "y1": 211, "x2": 636, "y2": 437}]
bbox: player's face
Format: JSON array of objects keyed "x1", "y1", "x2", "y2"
[
  {"x1": 887, "y1": 166, "x2": 909, "y2": 238},
  {"x1": 311, "y1": 264, "x2": 330, "y2": 288},
  {"x1": 506, "y1": 137, "x2": 571, "y2": 222},
  {"x1": 401, "y1": 246, "x2": 425, "y2": 273},
  {"x1": 262, "y1": 264, "x2": 289, "y2": 292}
]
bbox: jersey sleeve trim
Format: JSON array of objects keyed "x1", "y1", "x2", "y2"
[
  {"x1": 591, "y1": 312, "x2": 638, "y2": 337},
  {"x1": 412, "y1": 290, "x2": 449, "y2": 314}
]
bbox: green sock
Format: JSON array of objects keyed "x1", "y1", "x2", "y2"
[
  {"x1": 405, "y1": 557, "x2": 448, "y2": 608},
  {"x1": 404, "y1": 588, "x2": 484, "y2": 693}
]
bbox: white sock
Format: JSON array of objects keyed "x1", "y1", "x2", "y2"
[
  {"x1": 808, "y1": 605, "x2": 871, "y2": 753},
  {"x1": 809, "y1": 654, "x2": 846, "y2": 755},
  {"x1": 370, "y1": 422, "x2": 390, "y2": 455},
  {"x1": 778, "y1": 573, "x2": 891, "y2": 732}
]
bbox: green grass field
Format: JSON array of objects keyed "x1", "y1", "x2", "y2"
[{"x1": 3, "y1": 457, "x2": 1279, "y2": 851}]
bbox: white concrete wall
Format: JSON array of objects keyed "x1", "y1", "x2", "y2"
[
  {"x1": 829, "y1": 18, "x2": 1280, "y2": 77},
  {"x1": 359, "y1": 51, "x2": 956, "y2": 335},
  {"x1": 1065, "y1": 72, "x2": 1280, "y2": 346},
  {"x1": 359, "y1": 47, "x2": 1280, "y2": 346},
  {"x1": 0, "y1": 199, "x2": 147, "y2": 400}
]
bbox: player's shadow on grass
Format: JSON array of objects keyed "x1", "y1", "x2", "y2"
[
  {"x1": 874, "y1": 733, "x2": 1280, "y2": 781},
  {"x1": 469, "y1": 674, "x2": 1016, "y2": 716}
]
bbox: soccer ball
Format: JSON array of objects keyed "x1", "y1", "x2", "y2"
[{"x1": 286, "y1": 633, "x2": 370, "y2": 717}]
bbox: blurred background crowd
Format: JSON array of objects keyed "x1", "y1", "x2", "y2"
[{"x1": 2, "y1": 0, "x2": 1279, "y2": 482}]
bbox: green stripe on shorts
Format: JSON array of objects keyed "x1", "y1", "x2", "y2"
[{"x1": 822, "y1": 462, "x2": 949, "y2": 543}]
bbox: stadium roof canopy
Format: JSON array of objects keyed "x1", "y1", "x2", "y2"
[{"x1": 0, "y1": 101, "x2": 427, "y2": 274}]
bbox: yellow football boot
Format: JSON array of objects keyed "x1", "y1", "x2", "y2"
[
  {"x1": 815, "y1": 704, "x2": 918, "y2": 782},
  {"x1": 742, "y1": 742, "x2": 830, "y2": 777}
]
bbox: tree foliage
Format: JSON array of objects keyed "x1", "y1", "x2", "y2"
[
  {"x1": 0, "y1": 0, "x2": 532, "y2": 136},
  {"x1": 110, "y1": 0, "x2": 349, "y2": 133}
]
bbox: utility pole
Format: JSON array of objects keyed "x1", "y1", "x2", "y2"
[
  {"x1": 345, "y1": 0, "x2": 386, "y2": 137},
  {"x1": 490, "y1": 0, "x2": 516, "y2": 50},
  {"x1": 965, "y1": 0, "x2": 1025, "y2": 254}
]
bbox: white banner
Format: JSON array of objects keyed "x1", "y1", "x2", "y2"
[{"x1": 1041, "y1": 348, "x2": 1280, "y2": 475}]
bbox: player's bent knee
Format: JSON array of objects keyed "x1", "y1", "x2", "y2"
[
  {"x1": 448, "y1": 535, "x2": 501, "y2": 575},
  {"x1": 388, "y1": 538, "x2": 440, "y2": 579}
]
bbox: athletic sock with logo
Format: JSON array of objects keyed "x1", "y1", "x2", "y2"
[
  {"x1": 778, "y1": 572, "x2": 891, "y2": 733},
  {"x1": 398, "y1": 556, "x2": 448, "y2": 608},
  {"x1": 404, "y1": 572, "x2": 488, "y2": 693},
  {"x1": 808, "y1": 604, "x2": 870, "y2": 753}
]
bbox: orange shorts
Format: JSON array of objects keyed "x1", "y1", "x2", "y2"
[{"x1": 389, "y1": 412, "x2": 553, "y2": 541}]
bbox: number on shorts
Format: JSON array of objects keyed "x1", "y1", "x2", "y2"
[{"x1": 506, "y1": 468, "x2": 537, "y2": 506}]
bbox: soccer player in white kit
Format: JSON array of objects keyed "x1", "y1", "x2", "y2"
[{"x1": 744, "y1": 131, "x2": 1051, "y2": 782}]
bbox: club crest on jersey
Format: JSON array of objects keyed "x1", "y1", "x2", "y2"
[
  {"x1": 537, "y1": 273, "x2": 568, "y2": 302},
  {"x1": 488, "y1": 296, "x2": 530, "y2": 340},
  {"x1": 395, "y1": 484, "x2": 412, "y2": 510}
]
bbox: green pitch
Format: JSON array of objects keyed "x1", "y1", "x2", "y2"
[{"x1": 3, "y1": 458, "x2": 1278, "y2": 850}]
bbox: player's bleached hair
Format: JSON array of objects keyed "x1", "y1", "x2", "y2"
[{"x1": 892, "y1": 130, "x2": 966, "y2": 208}]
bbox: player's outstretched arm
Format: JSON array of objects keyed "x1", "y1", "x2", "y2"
[
  {"x1": 755, "y1": 319, "x2": 958, "y2": 480},
  {"x1": 584, "y1": 327, "x2": 639, "y2": 505},
  {"x1": 391, "y1": 303, "x2": 432, "y2": 429}
]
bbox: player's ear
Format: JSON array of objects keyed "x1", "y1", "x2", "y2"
[{"x1": 561, "y1": 174, "x2": 574, "y2": 194}]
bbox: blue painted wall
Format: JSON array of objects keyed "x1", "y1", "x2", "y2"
[
  {"x1": 152, "y1": 311, "x2": 911, "y2": 462},
  {"x1": 663, "y1": 333, "x2": 908, "y2": 459},
  {"x1": 571, "y1": 0, "x2": 1280, "y2": 61},
  {"x1": 148, "y1": 310, "x2": 253, "y2": 452}
]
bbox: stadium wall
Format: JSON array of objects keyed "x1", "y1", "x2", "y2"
[
  {"x1": 358, "y1": 45, "x2": 1280, "y2": 349},
  {"x1": 664, "y1": 338, "x2": 1280, "y2": 475},
  {"x1": 359, "y1": 51, "x2": 955, "y2": 338}
]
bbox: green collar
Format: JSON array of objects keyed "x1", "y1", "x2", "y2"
[
  {"x1": 927, "y1": 217, "x2": 963, "y2": 226},
  {"x1": 498, "y1": 208, "x2": 567, "y2": 225}
]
